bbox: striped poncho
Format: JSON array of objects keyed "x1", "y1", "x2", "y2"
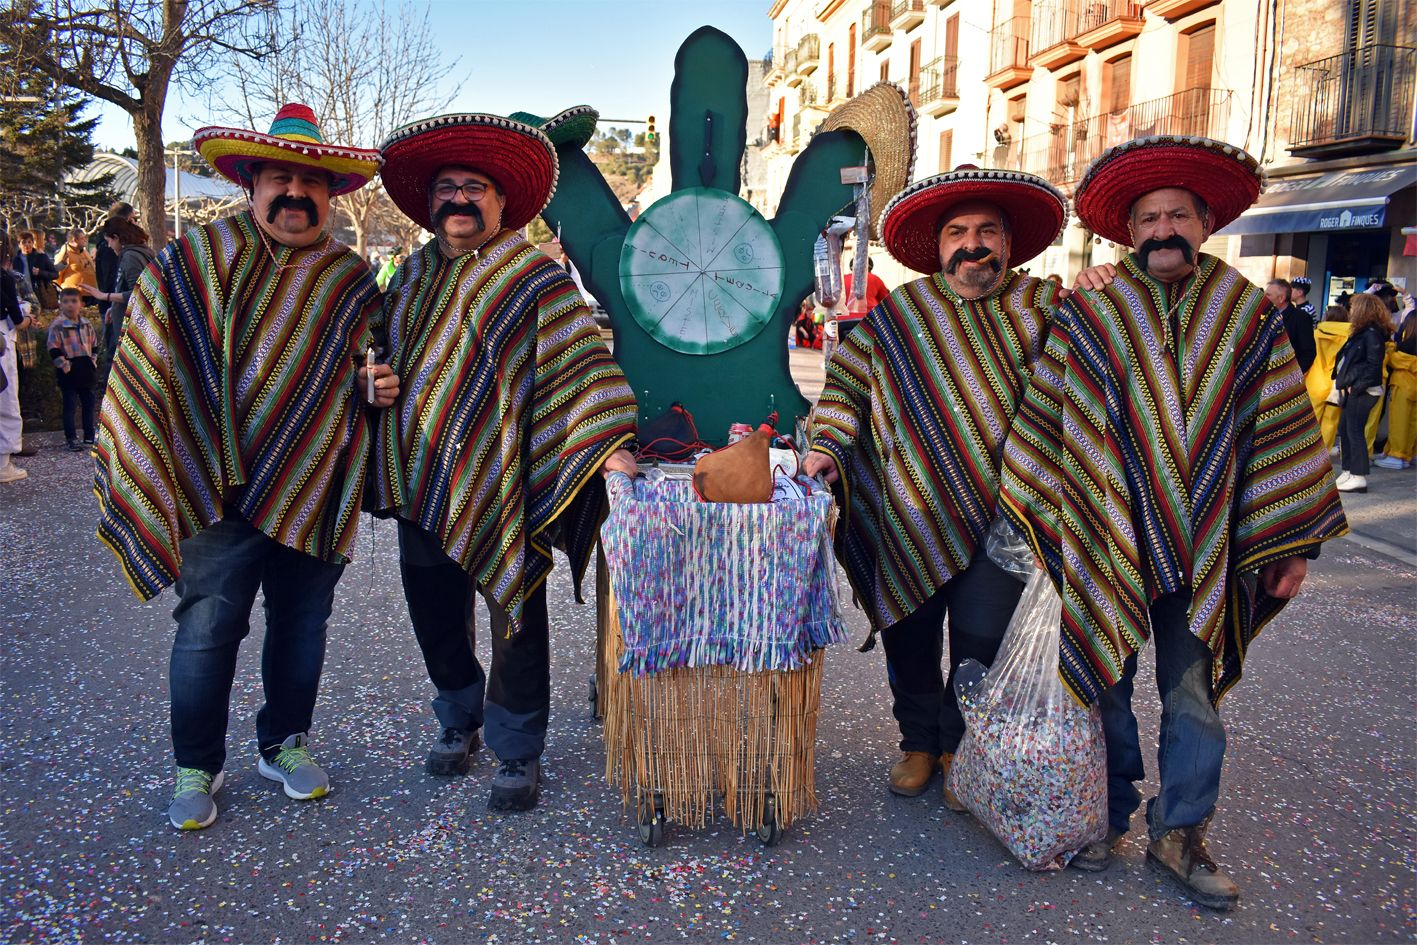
[
  {"x1": 809, "y1": 270, "x2": 1060, "y2": 632},
  {"x1": 372, "y1": 232, "x2": 637, "y2": 633},
  {"x1": 95, "y1": 212, "x2": 382, "y2": 600},
  {"x1": 1000, "y1": 253, "x2": 1348, "y2": 706}
]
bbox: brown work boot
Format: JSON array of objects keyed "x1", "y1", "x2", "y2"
[
  {"x1": 888, "y1": 751, "x2": 939, "y2": 797},
  {"x1": 1146, "y1": 817, "x2": 1240, "y2": 911},
  {"x1": 1069, "y1": 827, "x2": 1122, "y2": 872},
  {"x1": 939, "y1": 752, "x2": 967, "y2": 812}
]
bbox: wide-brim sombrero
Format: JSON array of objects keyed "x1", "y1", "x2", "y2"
[
  {"x1": 816, "y1": 82, "x2": 917, "y2": 240},
  {"x1": 193, "y1": 103, "x2": 381, "y2": 197},
  {"x1": 507, "y1": 105, "x2": 599, "y2": 151},
  {"x1": 880, "y1": 166, "x2": 1067, "y2": 274},
  {"x1": 379, "y1": 113, "x2": 558, "y2": 233},
  {"x1": 1074, "y1": 135, "x2": 1263, "y2": 245}
]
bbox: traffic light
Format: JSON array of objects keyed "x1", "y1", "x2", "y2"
[{"x1": 646, "y1": 115, "x2": 657, "y2": 142}]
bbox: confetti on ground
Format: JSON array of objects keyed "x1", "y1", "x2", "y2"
[{"x1": 1, "y1": 430, "x2": 1413, "y2": 943}]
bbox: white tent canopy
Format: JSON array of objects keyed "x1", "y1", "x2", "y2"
[{"x1": 65, "y1": 152, "x2": 244, "y2": 204}]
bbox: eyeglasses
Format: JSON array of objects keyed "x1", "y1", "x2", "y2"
[{"x1": 431, "y1": 181, "x2": 490, "y2": 202}]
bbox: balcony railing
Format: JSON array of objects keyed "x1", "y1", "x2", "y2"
[
  {"x1": 1290, "y1": 44, "x2": 1416, "y2": 157},
  {"x1": 825, "y1": 69, "x2": 838, "y2": 102},
  {"x1": 920, "y1": 56, "x2": 960, "y2": 115},
  {"x1": 1031, "y1": 2, "x2": 1085, "y2": 56},
  {"x1": 801, "y1": 83, "x2": 819, "y2": 106},
  {"x1": 1001, "y1": 87, "x2": 1233, "y2": 187},
  {"x1": 863, "y1": 1, "x2": 892, "y2": 52},
  {"x1": 987, "y1": 16, "x2": 1032, "y2": 89},
  {"x1": 890, "y1": 0, "x2": 926, "y2": 31},
  {"x1": 1031, "y1": 0, "x2": 1142, "y2": 59},
  {"x1": 1079, "y1": 0, "x2": 1142, "y2": 33},
  {"x1": 797, "y1": 33, "x2": 820, "y2": 74}
]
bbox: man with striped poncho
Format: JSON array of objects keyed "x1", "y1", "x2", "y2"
[
  {"x1": 802, "y1": 167, "x2": 1068, "y2": 808},
  {"x1": 374, "y1": 113, "x2": 637, "y2": 812},
  {"x1": 999, "y1": 136, "x2": 1347, "y2": 908},
  {"x1": 94, "y1": 105, "x2": 400, "y2": 830}
]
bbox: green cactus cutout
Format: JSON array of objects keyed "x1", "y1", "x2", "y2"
[{"x1": 536, "y1": 26, "x2": 869, "y2": 446}]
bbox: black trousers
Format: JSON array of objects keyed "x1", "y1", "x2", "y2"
[
  {"x1": 878, "y1": 551, "x2": 1024, "y2": 755},
  {"x1": 397, "y1": 520, "x2": 551, "y2": 761},
  {"x1": 1339, "y1": 390, "x2": 1379, "y2": 476}
]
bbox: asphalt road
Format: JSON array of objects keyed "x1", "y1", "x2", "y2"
[{"x1": 1, "y1": 421, "x2": 1413, "y2": 944}]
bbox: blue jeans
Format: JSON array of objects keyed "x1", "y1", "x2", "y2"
[
  {"x1": 1098, "y1": 592, "x2": 1227, "y2": 839},
  {"x1": 170, "y1": 515, "x2": 344, "y2": 772}
]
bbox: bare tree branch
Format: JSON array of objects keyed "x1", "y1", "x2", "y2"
[{"x1": 215, "y1": 0, "x2": 465, "y2": 257}]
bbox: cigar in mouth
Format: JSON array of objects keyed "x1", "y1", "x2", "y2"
[{"x1": 975, "y1": 251, "x2": 999, "y2": 267}]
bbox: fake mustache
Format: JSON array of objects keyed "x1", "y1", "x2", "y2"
[
  {"x1": 1137, "y1": 234, "x2": 1195, "y2": 269},
  {"x1": 266, "y1": 194, "x2": 320, "y2": 227},
  {"x1": 944, "y1": 246, "x2": 1002, "y2": 275},
  {"x1": 432, "y1": 201, "x2": 486, "y2": 230}
]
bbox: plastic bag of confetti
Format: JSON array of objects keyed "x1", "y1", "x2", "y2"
[{"x1": 947, "y1": 568, "x2": 1107, "y2": 870}]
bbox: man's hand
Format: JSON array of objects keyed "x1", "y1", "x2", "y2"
[
  {"x1": 1259, "y1": 556, "x2": 1308, "y2": 599},
  {"x1": 802, "y1": 451, "x2": 839, "y2": 485},
  {"x1": 1073, "y1": 263, "x2": 1118, "y2": 292},
  {"x1": 601, "y1": 448, "x2": 637, "y2": 478},
  {"x1": 357, "y1": 362, "x2": 400, "y2": 408}
]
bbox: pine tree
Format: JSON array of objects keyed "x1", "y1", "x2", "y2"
[{"x1": 0, "y1": 0, "x2": 114, "y2": 232}]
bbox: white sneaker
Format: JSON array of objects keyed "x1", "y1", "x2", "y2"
[
  {"x1": 0, "y1": 459, "x2": 27, "y2": 483},
  {"x1": 1333, "y1": 471, "x2": 1353, "y2": 487},
  {"x1": 1337, "y1": 474, "x2": 1368, "y2": 493}
]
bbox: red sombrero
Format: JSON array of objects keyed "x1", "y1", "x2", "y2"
[
  {"x1": 379, "y1": 113, "x2": 558, "y2": 233},
  {"x1": 1074, "y1": 135, "x2": 1263, "y2": 246},
  {"x1": 880, "y1": 166, "x2": 1067, "y2": 274},
  {"x1": 193, "y1": 103, "x2": 381, "y2": 197}
]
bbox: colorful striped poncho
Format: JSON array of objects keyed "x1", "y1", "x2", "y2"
[
  {"x1": 372, "y1": 231, "x2": 637, "y2": 633},
  {"x1": 1000, "y1": 253, "x2": 1348, "y2": 706},
  {"x1": 809, "y1": 270, "x2": 1060, "y2": 632},
  {"x1": 94, "y1": 212, "x2": 382, "y2": 600}
]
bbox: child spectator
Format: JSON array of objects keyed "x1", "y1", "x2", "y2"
[{"x1": 46, "y1": 287, "x2": 99, "y2": 450}]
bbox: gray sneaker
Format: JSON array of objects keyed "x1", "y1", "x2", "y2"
[
  {"x1": 426, "y1": 726, "x2": 480, "y2": 776},
  {"x1": 168, "y1": 767, "x2": 224, "y2": 830},
  {"x1": 488, "y1": 758, "x2": 541, "y2": 812},
  {"x1": 257, "y1": 733, "x2": 330, "y2": 800}
]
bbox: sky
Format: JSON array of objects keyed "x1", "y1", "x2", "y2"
[{"x1": 88, "y1": 0, "x2": 775, "y2": 152}]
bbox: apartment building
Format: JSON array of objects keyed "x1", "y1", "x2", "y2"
[
  {"x1": 757, "y1": 0, "x2": 1413, "y2": 291},
  {"x1": 1223, "y1": 0, "x2": 1415, "y2": 304},
  {"x1": 758, "y1": 0, "x2": 996, "y2": 288}
]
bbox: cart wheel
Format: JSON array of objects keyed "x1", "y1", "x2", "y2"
[
  {"x1": 755, "y1": 793, "x2": 783, "y2": 847},
  {"x1": 636, "y1": 793, "x2": 664, "y2": 847}
]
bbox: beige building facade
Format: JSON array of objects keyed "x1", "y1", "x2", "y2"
[{"x1": 754, "y1": 0, "x2": 1414, "y2": 296}]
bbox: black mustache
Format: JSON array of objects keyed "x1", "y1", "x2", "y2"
[
  {"x1": 1137, "y1": 235, "x2": 1194, "y2": 269},
  {"x1": 432, "y1": 201, "x2": 485, "y2": 230},
  {"x1": 944, "y1": 246, "x2": 1001, "y2": 275},
  {"x1": 267, "y1": 195, "x2": 319, "y2": 227}
]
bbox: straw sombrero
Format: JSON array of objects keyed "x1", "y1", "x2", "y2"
[
  {"x1": 880, "y1": 166, "x2": 1067, "y2": 274},
  {"x1": 193, "y1": 103, "x2": 381, "y2": 197},
  {"x1": 379, "y1": 113, "x2": 558, "y2": 233},
  {"x1": 1074, "y1": 135, "x2": 1263, "y2": 246},
  {"x1": 815, "y1": 82, "x2": 917, "y2": 240},
  {"x1": 507, "y1": 105, "x2": 599, "y2": 151}
]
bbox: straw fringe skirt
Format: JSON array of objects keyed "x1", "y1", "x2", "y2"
[{"x1": 600, "y1": 580, "x2": 826, "y2": 834}]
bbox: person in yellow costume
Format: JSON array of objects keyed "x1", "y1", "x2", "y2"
[{"x1": 1305, "y1": 307, "x2": 1385, "y2": 452}]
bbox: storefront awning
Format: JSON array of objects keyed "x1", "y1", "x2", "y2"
[{"x1": 1216, "y1": 163, "x2": 1416, "y2": 236}]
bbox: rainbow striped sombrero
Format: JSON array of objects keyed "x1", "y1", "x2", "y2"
[{"x1": 193, "y1": 103, "x2": 381, "y2": 197}]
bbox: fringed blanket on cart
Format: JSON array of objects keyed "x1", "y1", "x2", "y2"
[{"x1": 601, "y1": 474, "x2": 846, "y2": 675}]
